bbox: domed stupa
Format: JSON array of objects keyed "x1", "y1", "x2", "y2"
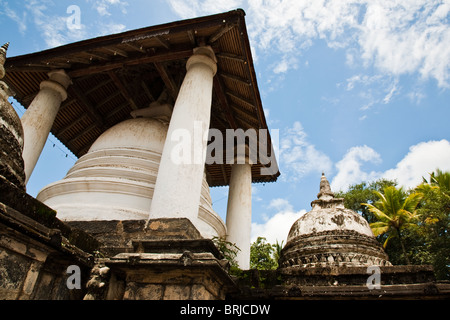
[
  {"x1": 36, "y1": 103, "x2": 226, "y2": 239},
  {"x1": 279, "y1": 173, "x2": 391, "y2": 269},
  {"x1": 0, "y1": 42, "x2": 26, "y2": 190}
]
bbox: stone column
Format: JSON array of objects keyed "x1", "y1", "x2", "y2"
[
  {"x1": 226, "y1": 159, "x2": 253, "y2": 270},
  {"x1": 148, "y1": 47, "x2": 217, "y2": 224},
  {"x1": 21, "y1": 69, "x2": 71, "y2": 184}
]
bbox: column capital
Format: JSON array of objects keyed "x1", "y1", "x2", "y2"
[
  {"x1": 40, "y1": 69, "x2": 72, "y2": 101},
  {"x1": 227, "y1": 144, "x2": 255, "y2": 165},
  {"x1": 48, "y1": 69, "x2": 72, "y2": 88},
  {"x1": 186, "y1": 46, "x2": 217, "y2": 76}
]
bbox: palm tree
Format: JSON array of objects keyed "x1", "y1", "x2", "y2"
[
  {"x1": 423, "y1": 169, "x2": 450, "y2": 196},
  {"x1": 363, "y1": 186, "x2": 422, "y2": 264},
  {"x1": 273, "y1": 240, "x2": 284, "y2": 266}
]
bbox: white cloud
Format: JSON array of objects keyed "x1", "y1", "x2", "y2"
[
  {"x1": 382, "y1": 78, "x2": 399, "y2": 104},
  {"x1": 167, "y1": 0, "x2": 242, "y2": 19},
  {"x1": 346, "y1": 74, "x2": 383, "y2": 91},
  {"x1": 251, "y1": 198, "x2": 306, "y2": 244},
  {"x1": 331, "y1": 145, "x2": 382, "y2": 192},
  {"x1": 24, "y1": 0, "x2": 88, "y2": 48},
  {"x1": 382, "y1": 140, "x2": 450, "y2": 189},
  {"x1": 1, "y1": 1, "x2": 27, "y2": 34},
  {"x1": 248, "y1": 0, "x2": 450, "y2": 87},
  {"x1": 95, "y1": 0, "x2": 129, "y2": 16},
  {"x1": 407, "y1": 90, "x2": 427, "y2": 105},
  {"x1": 272, "y1": 55, "x2": 299, "y2": 74},
  {"x1": 96, "y1": 22, "x2": 127, "y2": 36},
  {"x1": 331, "y1": 140, "x2": 450, "y2": 192},
  {"x1": 358, "y1": 1, "x2": 450, "y2": 88},
  {"x1": 344, "y1": 73, "x2": 399, "y2": 113},
  {"x1": 16, "y1": 0, "x2": 130, "y2": 49},
  {"x1": 166, "y1": 1, "x2": 450, "y2": 86},
  {"x1": 279, "y1": 121, "x2": 333, "y2": 181}
]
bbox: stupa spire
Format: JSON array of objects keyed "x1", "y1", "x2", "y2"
[{"x1": 317, "y1": 172, "x2": 334, "y2": 200}]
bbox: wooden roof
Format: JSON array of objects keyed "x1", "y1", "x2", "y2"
[{"x1": 4, "y1": 9, "x2": 279, "y2": 187}]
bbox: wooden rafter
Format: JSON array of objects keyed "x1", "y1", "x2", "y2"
[
  {"x1": 59, "y1": 97, "x2": 78, "y2": 112},
  {"x1": 155, "y1": 36, "x2": 171, "y2": 50},
  {"x1": 69, "y1": 83, "x2": 106, "y2": 131},
  {"x1": 67, "y1": 123, "x2": 97, "y2": 145},
  {"x1": 216, "y1": 52, "x2": 246, "y2": 63},
  {"x1": 220, "y1": 72, "x2": 251, "y2": 86},
  {"x1": 226, "y1": 91, "x2": 255, "y2": 109},
  {"x1": 108, "y1": 70, "x2": 138, "y2": 110},
  {"x1": 105, "y1": 101, "x2": 131, "y2": 119},
  {"x1": 105, "y1": 47, "x2": 128, "y2": 58},
  {"x1": 96, "y1": 91, "x2": 122, "y2": 109},
  {"x1": 125, "y1": 43, "x2": 146, "y2": 53},
  {"x1": 141, "y1": 80, "x2": 156, "y2": 102},
  {"x1": 54, "y1": 113, "x2": 88, "y2": 137},
  {"x1": 208, "y1": 24, "x2": 234, "y2": 43},
  {"x1": 213, "y1": 75, "x2": 237, "y2": 130},
  {"x1": 67, "y1": 46, "x2": 194, "y2": 78},
  {"x1": 154, "y1": 62, "x2": 179, "y2": 101},
  {"x1": 84, "y1": 78, "x2": 114, "y2": 96},
  {"x1": 187, "y1": 30, "x2": 197, "y2": 46}
]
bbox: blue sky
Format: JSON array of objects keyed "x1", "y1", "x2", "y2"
[{"x1": 2, "y1": 0, "x2": 450, "y2": 244}]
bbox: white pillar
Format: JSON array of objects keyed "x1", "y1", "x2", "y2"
[
  {"x1": 21, "y1": 69, "x2": 71, "y2": 184},
  {"x1": 148, "y1": 47, "x2": 217, "y2": 223},
  {"x1": 226, "y1": 162, "x2": 252, "y2": 270}
]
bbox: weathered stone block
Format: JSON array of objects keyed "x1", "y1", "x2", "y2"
[
  {"x1": 163, "y1": 284, "x2": 191, "y2": 300},
  {"x1": 123, "y1": 283, "x2": 163, "y2": 300},
  {"x1": 191, "y1": 284, "x2": 215, "y2": 300}
]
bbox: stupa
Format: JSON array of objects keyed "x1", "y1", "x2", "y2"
[
  {"x1": 36, "y1": 101, "x2": 226, "y2": 239},
  {"x1": 279, "y1": 173, "x2": 391, "y2": 269}
]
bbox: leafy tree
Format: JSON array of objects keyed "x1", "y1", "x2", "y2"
[
  {"x1": 364, "y1": 186, "x2": 422, "y2": 264},
  {"x1": 250, "y1": 237, "x2": 277, "y2": 270},
  {"x1": 414, "y1": 170, "x2": 450, "y2": 279},
  {"x1": 335, "y1": 179, "x2": 397, "y2": 224}
]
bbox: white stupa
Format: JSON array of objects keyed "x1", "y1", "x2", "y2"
[{"x1": 37, "y1": 103, "x2": 226, "y2": 239}]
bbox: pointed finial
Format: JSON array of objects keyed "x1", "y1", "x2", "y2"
[
  {"x1": 317, "y1": 172, "x2": 334, "y2": 200},
  {"x1": 1, "y1": 42, "x2": 9, "y2": 51}
]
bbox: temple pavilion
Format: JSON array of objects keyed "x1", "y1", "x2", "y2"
[{"x1": 3, "y1": 9, "x2": 279, "y2": 270}]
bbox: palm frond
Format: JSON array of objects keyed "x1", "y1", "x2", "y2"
[
  {"x1": 382, "y1": 233, "x2": 396, "y2": 249},
  {"x1": 370, "y1": 222, "x2": 389, "y2": 237},
  {"x1": 363, "y1": 203, "x2": 392, "y2": 222}
]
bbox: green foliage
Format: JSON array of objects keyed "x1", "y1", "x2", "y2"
[
  {"x1": 335, "y1": 179, "x2": 397, "y2": 224},
  {"x1": 273, "y1": 240, "x2": 284, "y2": 265},
  {"x1": 212, "y1": 236, "x2": 240, "y2": 271},
  {"x1": 338, "y1": 170, "x2": 450, "y2": 280},
  {"x1": 414, "y1": 170, "x2": 450, "y2": 279},
  {"x1": 250, "y1": 237, "x2": 278, "y2": 270},
  {"x1": 364, "y1": 186, "x2": 422, "y2": 264}
]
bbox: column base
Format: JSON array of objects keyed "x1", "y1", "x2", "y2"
[{"x1": 85, "y1": 238, "x2": 237, "y2": 300}]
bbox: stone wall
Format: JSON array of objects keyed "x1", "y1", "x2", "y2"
[
  {"x1": 81, "y1": 236, "x2": 238, "y2": 300},
  {"x1": 230, "y1": 266, "x2": 450, "y2": 300},
  {"x1": 0, "y1": 176, "x2": 99, "y2": 300}
]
